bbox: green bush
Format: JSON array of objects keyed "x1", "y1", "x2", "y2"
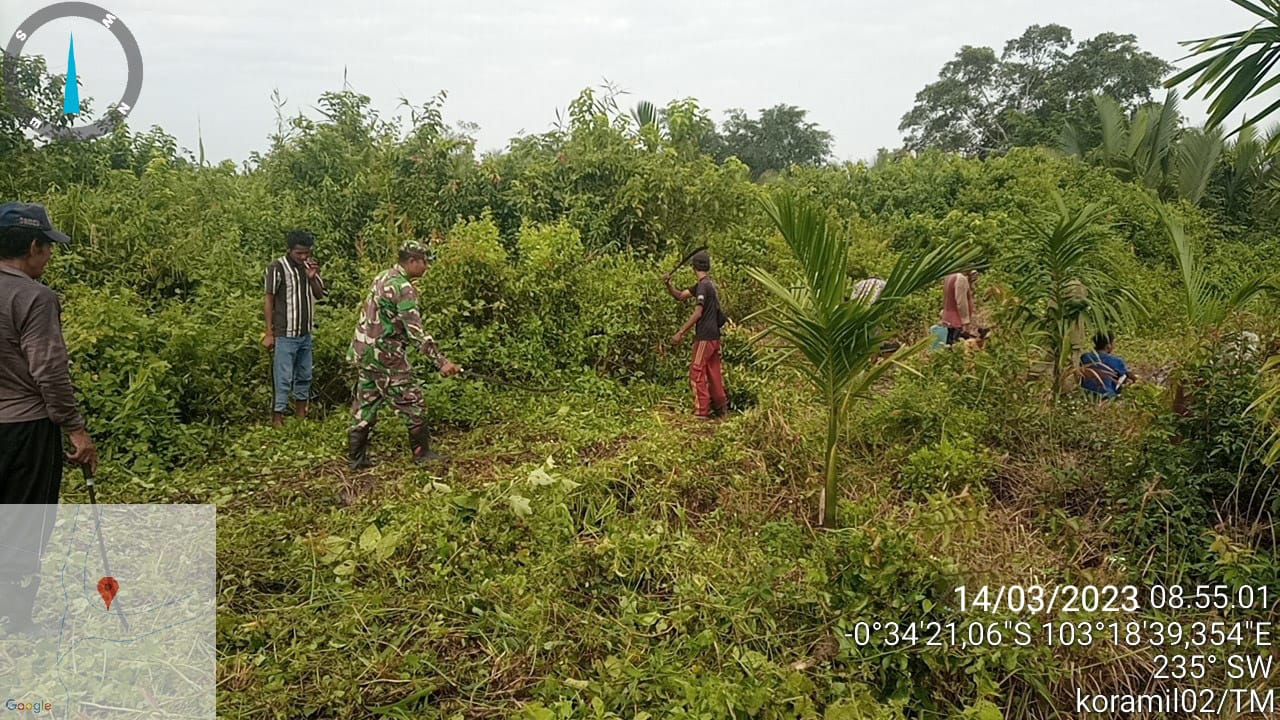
[
  {"x1": 62, "y1": 287, "x2": 211, "y2": 470},
  {"x1": 899, "y1": 437, "x2": 998, "y2": 494},
  {"x1": 1105, "y1": 334, "x2": 1278, "y2": 580},
  {"x1": 1176, "y1": 338, "x2": 1276, "y2": 511}
]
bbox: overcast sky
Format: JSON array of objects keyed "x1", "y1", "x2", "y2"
[{"x1": 3, "y1": 0, "x2": 1267, "y2": 164}]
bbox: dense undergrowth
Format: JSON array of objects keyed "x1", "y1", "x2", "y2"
[{"x1": 6, "y1": 80, "x2": 1278, "y2": 717}]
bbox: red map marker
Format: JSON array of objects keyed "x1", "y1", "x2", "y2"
[{"x1": 97, "y1": 576, "x2": 119, "y2": 611}]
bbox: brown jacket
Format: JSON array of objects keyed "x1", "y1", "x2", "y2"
[{"x1": 0, "y1": 264, "x2": 84, "y2": 429}]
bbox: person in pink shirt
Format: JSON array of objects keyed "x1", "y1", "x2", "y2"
[{"x1": 941, "y1": 270, "x2": 980, "y2": 345}]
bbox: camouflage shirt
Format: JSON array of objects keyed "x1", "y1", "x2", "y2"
[{"x1": 348, "y1": 264, "x2": 444, "y2": 371}]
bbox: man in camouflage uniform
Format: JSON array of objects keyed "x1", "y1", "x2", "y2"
[{"x1": 347, "y1": 239, "x2": 461, "y2": 468}]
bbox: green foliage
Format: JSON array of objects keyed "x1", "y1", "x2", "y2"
[
  {"x1": 1167, "y1": 0, "x2": 1280, "y2": 133},
  {"x1": 6, "y1": 71, "x2": 1280, "y2": 720},
  {"x1": 899, "y1": 437, "x2": 998, "y2": 494},
  {"x1": 497, "y1": 88, "x2": 757, "y2": 254},
  {"x1": 1150, "y1": 197, "x2": 1278, "y2": 329},
  {"x1": 704, "y1": 104, "x2": 835, "y2": 180},
  {"x1": 409, "y1": 216, "x2": 686, "y2": 387},
  {"x1": 855, "y1": 359, "x2": 994, "y2": 451},
  {"x1": 1061, "y1": 91, "x2": 1186, "y2": 199},
  {"x1": 1176, "y1": 127, "x2": 1226, "y2": 204},
  {"x1": 1057, "y1": 91, "x2": 1280, "y2": 219},
  {"x1": 1178, "y1": 341, "x2": 1276, "y2": 506},
  {"x1": 1109, "y1": 338, "x2": 1278, "y2": 577},
  {"x1": 750, "y1": 191, "x2": 982, "y2": 525},
  {"x1": 901, "y1": 25, "x2": 1172, "y2": 156},
  {"x1": 61, "y1": 288, "x2": 213, "y2": 469},
  {"x1": 1209, "y1": 123, "x2": 1280, "y2": 220},
  {"x1": 1006, "y1": 195, "x2": 1144, "y2": 392}
]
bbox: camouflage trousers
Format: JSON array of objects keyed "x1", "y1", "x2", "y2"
[{"x1": 350, "y1": 367, "x2": 426, "y2": 431}]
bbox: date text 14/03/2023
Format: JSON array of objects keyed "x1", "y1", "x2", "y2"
[{"x1": 953, "y1": 584, "x2": 1271, "y2": 614}]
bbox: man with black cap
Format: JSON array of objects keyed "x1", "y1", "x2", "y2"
[
  {"x1": 0, "y1": 201, "x2": 96, "y2": 635},
  {"x1": 663, "y1": 249, "x2": 729, "y2": 419}
]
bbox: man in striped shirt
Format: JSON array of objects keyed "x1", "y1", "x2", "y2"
[{"x1": 263, "y1": 230, "x2": 326, "y2": 427}]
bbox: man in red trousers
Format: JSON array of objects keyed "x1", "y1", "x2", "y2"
[{"x1": 663, "y1": 250, "x2": 728, "y2": 418}]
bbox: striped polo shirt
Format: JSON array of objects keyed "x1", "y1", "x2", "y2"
[{"x1": 265, "y1": 256, "x2": 325, "y2": 337}]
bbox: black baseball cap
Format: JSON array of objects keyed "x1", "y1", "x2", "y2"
[
  {"x1": 0, "y1": 202, "x2": 71, "y2": 244},
  {"x1": 690, "y1": 250, "x2": 711, "y2": 271}
]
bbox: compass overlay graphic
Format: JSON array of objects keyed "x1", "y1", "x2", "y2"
[{"x1": 3, "y1": 2, "x2": 143, "y2": 141}]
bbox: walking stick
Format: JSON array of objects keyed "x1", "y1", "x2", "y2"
[{"x1": 82, "y1": 466, "x2": 131, "y2": 634}]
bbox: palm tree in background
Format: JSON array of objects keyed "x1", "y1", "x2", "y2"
[
  {"x1": 630, "y1": 100, "x2": 660, "y2": 131},
  {"x1": 1150, "y1": 197, "x2": 1277, "y2": 329},
  {"x1": 1062, "y1": 91, "x2": 1208, "y2": 201},
  {"x1": 1167, "y1": 1, "x2": 1280, "y2": 462}
]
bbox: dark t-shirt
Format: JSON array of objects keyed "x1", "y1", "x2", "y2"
[{"x1": 690, "y1": 276, "x2": 724, "y2": 341}]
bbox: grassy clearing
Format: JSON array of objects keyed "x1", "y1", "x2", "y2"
[{"x1": 67, "y1": 358, "x2": 1268, "y2": 719}]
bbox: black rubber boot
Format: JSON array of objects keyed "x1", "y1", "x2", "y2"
[
  {"x1": 409, "y1": 424, "x2": 449, "y2": 465},
  {"x1": 348, "y1": 426, "x2": 374, "y2": 470}
]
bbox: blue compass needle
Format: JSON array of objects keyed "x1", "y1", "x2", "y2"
[{"x1": 63, "y1": 32, "x2": 79, "y2": 115}]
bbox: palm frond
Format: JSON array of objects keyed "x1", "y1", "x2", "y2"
[
  {"x1": 881, "y1": 242, "x2": 984, "y2": 303},
  {"x1": 841, "y1": 335, "x2": 936, "y2": 404},
  {"x1": 1227, "y1": 124, "x2": 1265, "y2": 202},
  {"x1": 751, "y1": 192, "x2": 980, "y2": 396},
  {"x1": 1095, "y1": 95, "x2": 1129, "y2": 167},
  {"x1": 1008, "y1": 194, "x2": 1141, "y2": 390},
  {"x1": 1225, "y1": 269, "x2": 1280, "y2": 310},
  {"x1": 1059, "y1": 123, "x2": 1087, "y2": 158},
  {"x1": 1126, "y1": 105, "x2": 1152, "y2": 162},
  {"x1": 760, "y1": 193, "x2": 850, "y2": 316},
  {"x1": 1177, "y1": 127, "x2": 1225, "y2": 203},
  {"x1": 630, "y1": 100, "x2": 659, "y2": 130},
  {"x1": 1260, "y1": 120, "x2": 1280, "y2": 156},
  {"x1": 1147, "y1": 91, "x2": 1184, "y2": 183},
  {"x1": 751, "y1": 189, "x2": 985, "y2": 525},
  {"x1": 1153, "y1": 199, "x2": 1214, "y2": 323},
  {"x1": 1149, "y1": 194, "x2": 1275, "y2": 327},
  {"x1": 1168, "y1": 1, "x2": 1280, "y2": 131}
]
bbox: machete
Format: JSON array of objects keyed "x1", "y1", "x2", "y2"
[
  {"x1": 82, "y1": 465, "x2": 131, "y2": 634},
  {"x1": 668, "y1": 245, "x2": 708, "y2": 275}
]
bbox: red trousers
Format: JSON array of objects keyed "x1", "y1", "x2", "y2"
[{"x1": 689, "y1": 340, "x2": 728, "y2": 417}]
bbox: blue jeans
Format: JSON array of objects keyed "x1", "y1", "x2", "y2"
[{"x1": 272, "y1": 335, "x2": 313, "y2": 413}]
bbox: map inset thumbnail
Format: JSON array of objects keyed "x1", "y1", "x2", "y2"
[{"x1": 1, "y1": 505, "x2": 215, "y2": 718}]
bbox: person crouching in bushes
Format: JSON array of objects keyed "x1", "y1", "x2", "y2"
[
  {"x1": 1080, "y1": 332, "x2": 1135, "y2": 399},
  {"x1": 663, "y1": 250, "x2": 729, "y2": 419}
]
